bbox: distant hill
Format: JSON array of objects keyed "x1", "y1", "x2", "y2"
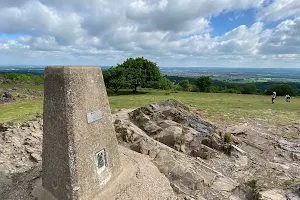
[{"x1": 0, "y1": 66, "x2": 110, "y2": 75}]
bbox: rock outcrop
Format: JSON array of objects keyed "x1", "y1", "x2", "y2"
[
  {"x1": 125, "y1": 99, "x2": 231, "y2": 159},
  {"x1": 0, "y1": 87, "x2": 42, "y2": 104}
]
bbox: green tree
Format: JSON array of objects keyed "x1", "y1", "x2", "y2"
[
  {"x1": 3, "y1": 73, "x2": 44, "y2": 84},
  {"x1": 178, "y1": 80, "x2": 190, "y2": 91},
  {"x1": 220, "y1": 83, "x2": 242, "y2": 94},
  {"x1": 119, "y1": 57, "x2": 162, "y2": 92},
  {"x1": 242, "y1": 84, "x2": 257, "y2": 94},
  {"x1": 153, "y1": 76, "x2": 174, "y2": 90},
  {"x1": 103, "y1": 66, "x2": 126, "y2": 95},
  {"x1": 194, "y1": 76, "x2": 213, "y2": 92},
  {"x1": 266, "y1": 84, "x2": 296, "y2": 96}
]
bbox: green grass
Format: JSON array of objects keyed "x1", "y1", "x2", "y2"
[
  {"x1": 0, "y1": 83, "x2": 44, "y2": 91},
  {"x1": 0, "y1": 98, "x2": 43, "y2": 123},
  {"x1": 1, "y1": 86, "x2": 300, "y2": 126},
  {"x1": 109, "y1": 89, "x2": 300, "y2": 125}
]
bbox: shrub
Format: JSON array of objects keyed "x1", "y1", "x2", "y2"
[
  {"x1": 154, "y1": 76, "x2": 174, "y2": 90},
  {"x1": 242, "y1": 84, "x2": 257, "y2": 94},
  {"x1": 266, "y1": 84, "x2": 296, "y2": 96},
  {"x1": 194, "y1": 76, "x2": 213, "y2": 92},
  {"x1": 224, "y1": 133, "x2": 233, "y2": 143},
  {"x1": 178, "y1": 80, "x2": 190, "y2": 91},
  {"x1": 220, "y1": 88, "x2": 242, "y2": 94},
  {"x1": 3, "y1": 73, "x2": 44, "y2": 84}
]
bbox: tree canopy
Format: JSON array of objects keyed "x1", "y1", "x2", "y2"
[
  {"x1": 266, "y1": 84, "x2": 296, "y2": 96},
  {"x1": 103, "y1": 57, "x2": 170, "y2": 93},
  {"x1": 242, "y1": 84, "x2": 257, "y2": 94},
  {"x1": 194, "y1": 76, "x2": 213, "y2": 92},
  {"x1": 103, "y1": 66, "x2": 126, "y2": 94},
  {"x1": 178, "y1": 80, "x2": 190, "y2": 91},
  {"x1": 2, "y1": 73, "x2": 44, "y2": 84}
]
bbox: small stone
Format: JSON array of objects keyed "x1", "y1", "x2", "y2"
[
  {"x1": 30, "y1": 153, "x2": 42, "y2": 163},
  {"x1": 260, "y1": 189, "x2": 286, "y2": 200},
  {"x1": 184, "y1": 196, "x2": 195, "y2": 200},
  {"x1": 25, "y1": 146, "x2": 36, "y2": 153},
  {"x1": 211, "y1": 176, "x2": 239, "y2": 192},
  {"x1": 291, "y1": 152, "x2": 300, "y2": 161},
  {"x1": 3, "y1": 91, "x2": 13, "y2": 99}
]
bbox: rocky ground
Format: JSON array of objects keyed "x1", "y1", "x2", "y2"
[
  {"x1": 0, "y1": 99, "x2": 299, "y2": 199},
  {"x1": 0, "y1": 87, "x2": 43, "y2": 103}
]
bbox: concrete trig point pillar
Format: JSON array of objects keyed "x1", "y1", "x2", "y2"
[{"x1": 42, "y1": 66, "x2": 120, "y2": 200}]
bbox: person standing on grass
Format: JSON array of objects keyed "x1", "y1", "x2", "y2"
[
  {"x1": 285, "y1": 94, "x2": 291, "y2": 102},
  {"x1": 272, "y1": 91, "x2": 276, "y2": 104}
]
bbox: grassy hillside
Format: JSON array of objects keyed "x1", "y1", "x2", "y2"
[
  {"x1": 0, "y1": 98, "x2": 43, "y2": 122},
  {"x1": 0, "y1": 83, "x2": 44, "y2": 91},
  {"x1": 109, "y1": 89, "x2": 300, "y2": 125},
  {"x1": 1, "y1": 86, "x2": 299, "y2": 125}
]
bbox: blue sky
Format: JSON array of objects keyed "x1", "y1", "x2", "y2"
[
  {"x1": 0, "y1": 33, "x2": 30, "y2": 40},
  {"x1": 210, "y1": 9, "x2": 256, "y2": 37},
  {"x1": 0, "y1": 0, "x2": 300, "y2": 67}
]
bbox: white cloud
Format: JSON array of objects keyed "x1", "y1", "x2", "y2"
[
  {"x1": 258, "y1": 17, "x2": 300, "y2": 54},
  {"x1": 0, "y1": 1, "x2": 85, "y2": 45},
  {"x1": 258, "y1": 0, "x2": 300, "y2": 21},
  {"x1": 126, "y1": 0, "x2": 263, "y2": 33},
  {"x1": 0, "y1": 0, "x2": 299, "y2": 67}
]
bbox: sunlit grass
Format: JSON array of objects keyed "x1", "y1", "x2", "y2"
[
  {"x1": 0, "y1": 83, "x2": 44, "y2": 91},
  {"x1": 0, "y1": 97, "x2": 43, "y2": 123},
  {"x1": 108, "y1": 89, "x2": 300, "y2": 125},
  {"x1": 1, "y1": 85, "x2": 299, "y2": 125}
]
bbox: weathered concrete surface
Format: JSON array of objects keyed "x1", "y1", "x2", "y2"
[
  {"x1": 43, "y1": 66, "x2": 120, "y2": 200},
  {"x1": 32, "y1": 146, "x2": 176, "y2": 200},
  {"x1": 94, "y1": 146, "x2": 176, "y2": 200}
]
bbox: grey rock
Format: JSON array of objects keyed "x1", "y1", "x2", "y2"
[
  {"x1": 30, "y1": 153, "x2": 42, "y2": 163},
  {"x1": 260, "y1": 189, "x2": 286, "y2": 200},
  {"x1": 291, "y1": 152, "x2": 300, "y2": 161}
]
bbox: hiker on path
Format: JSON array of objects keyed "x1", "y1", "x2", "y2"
[{"x1": 272, "y1": 91, "x2": 276, "y2": 104}]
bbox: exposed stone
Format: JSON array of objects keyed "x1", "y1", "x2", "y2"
[
  {"x1": 154, "y1": 126, "x2": 183, "y2": 148},
  {"x1": 211, "y1": 177, "x2": 239, "y2": 192},
  {"x1": 260, "y1": 189, "x2": 286, "y2": 200},
  {"x1": 291, "y1": 152, "x2": 300, "y2": 161},
  {"x1": 143, "y1": 121, "x2": 162, "y2": 135},
  {"x1": 158, "y1": 120, "x2": 180, "y2": 129},
  {"x1": 285, "y1": 184, "x2": 300, "y2": 200},
  {"x1": 232, "y1": 145, "x2": 247, "y2": 155},
  {"x1": 30, "y1": 153, "x2": 42, "y2": 163},
  {"x1": 182, "y1": 127, "x2": 199, "y2": 141},
  {"x1": 0, "y1": 88, "x2": 42, "y2": 104},
  {"x1": 227, "y1": 124, "x2": 248, "y2": 136},
  {"x1": 127, "y1": 99, "x2": 226, "y2": 160},
  {"x1": 3, "y1": 91, "x2": 13, "y2": 99},
  {"x1": 153, "y1": 150, "x2": 218, "y2": 196},
  {"x1": 0, "y1": 123, "x2": 9, "y2": 132}
]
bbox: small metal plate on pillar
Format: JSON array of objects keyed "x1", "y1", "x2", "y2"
[
  {"x1": 87, "y1": 110, "x2": 102, "y2": 123},
  {"x1": 96, "y1": 149, "x2": 107, "y2": 170}
]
